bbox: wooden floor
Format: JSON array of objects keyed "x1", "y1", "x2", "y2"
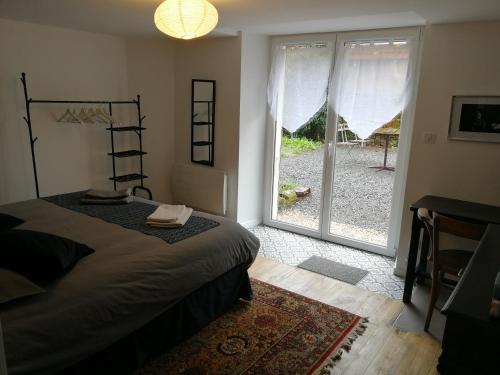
[{"x1": 249, "y1": 256, "x2": 441, "y2": 375}]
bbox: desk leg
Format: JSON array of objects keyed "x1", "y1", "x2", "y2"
[{"x1": 403, "y1": 210, "x2": 421, "y2": 303}]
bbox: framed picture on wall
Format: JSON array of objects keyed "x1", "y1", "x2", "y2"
[{"x1": 448, "y1": 96, "x2": 500, "y2": 143}]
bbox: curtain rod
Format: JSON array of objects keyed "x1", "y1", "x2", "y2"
[
  {"x1": 280, "y1": 39, "x2": 407, "y2": 49},
  {"x1": 281, "y1": 42, "x2": 329, "y2": 49},
  {"x1": 345, "y1": 40, "x2": 408, "y2": 47}
]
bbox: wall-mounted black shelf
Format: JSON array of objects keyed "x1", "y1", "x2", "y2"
[
  {"x1": 106, "y1": 126, "x2": 147, "y2": 132},
  {"x1": 19, "y1": 72, "x2": 152, "y2": 200},
  {"x1": 195, "y1": 160, "x2": 213, "y2": 166},
  {"x1": 191, "y1": 79, "x2": 216, "y2": 167},
  {"x1": 108, "y1": 150, "x2": 147, "y2": 158},
  {"x1": 110, "y1": 173, "x2": 148, "y2": 183},
  {"x1": 193, "y1": 141, "x2": 213, "y2": 147}
]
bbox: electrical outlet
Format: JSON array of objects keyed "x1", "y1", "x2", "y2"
[{"x1": 423, "y1": 132, "x2": 437, "y2": 144}]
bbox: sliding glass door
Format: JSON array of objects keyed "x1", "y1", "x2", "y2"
[{"x1": 265, "y1": 29, "x2": 420, "y2": 256}]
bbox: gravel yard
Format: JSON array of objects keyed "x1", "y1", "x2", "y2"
[{"x1": 277, "y1": 144, "x2": 397, "y2": 246}]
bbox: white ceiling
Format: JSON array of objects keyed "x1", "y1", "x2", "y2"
[{"x1": 0, "y1": 0, "x2": 499, "y2": 38}]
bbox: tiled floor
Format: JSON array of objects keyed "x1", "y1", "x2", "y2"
[{"x1": 249, "y1": 225, "x2": 405, "y2": 299}]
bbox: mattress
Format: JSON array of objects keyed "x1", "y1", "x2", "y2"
[{"x1": 0, "y1": 196, "x2": 260, "y2": 375}]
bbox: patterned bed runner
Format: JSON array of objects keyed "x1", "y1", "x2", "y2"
[{"x1": 43, "y1": 192, "x2": 219, "y2": 244}]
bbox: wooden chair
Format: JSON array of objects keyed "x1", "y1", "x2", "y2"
[{"x1": 417, "y1": 208, "x2": 486, "y2": 331}]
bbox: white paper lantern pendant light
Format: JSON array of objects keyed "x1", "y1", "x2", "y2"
[{"x1": 154, "y1": 0, "x2": 219, "y2": 40}]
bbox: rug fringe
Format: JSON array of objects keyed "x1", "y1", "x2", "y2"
[{"x1": 318, "y1": 317, "x2": 369, "y2": 375}]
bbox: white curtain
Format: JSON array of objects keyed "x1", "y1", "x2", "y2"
[
  {"x1": 331, "y1": 42, "x2": 411, "y2": 140},
  {"x1": 268, "y1": 42, "x2": 334, "y2": 133},
  {"x1": 267, "y1": 44, "x2": 286, "y2": 124}
]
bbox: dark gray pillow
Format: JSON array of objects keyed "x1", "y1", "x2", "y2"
[
  {"x1": 0, "y1": 268, "x2": 45, "y2": 304},
  {"x1": 0, "y1": 213, "x2": 24, "y2": 232},
  {"x1": 0, "y1": 230, "x2": 94, "y2": 282}
]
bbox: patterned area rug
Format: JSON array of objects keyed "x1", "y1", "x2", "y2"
[{"x1": 140, "y1": 279, "x2": 367, "y2": 374}]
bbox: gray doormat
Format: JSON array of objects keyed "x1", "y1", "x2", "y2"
[{"x1": 297, "y1": 256, "x2": 369, "y2": 285}]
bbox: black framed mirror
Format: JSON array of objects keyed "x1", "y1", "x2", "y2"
[{"x1": 191, "y1": 79, "x2": 216, "y2": 166}]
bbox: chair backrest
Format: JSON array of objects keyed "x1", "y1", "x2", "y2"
[
  {"x1": 417, "y1": 208, "x2": 432, "y2": 225},
  {"x1": 433, "y1": 213, "x2": 486, "y2": 241},
  {"x1": 417, "y1": 207, "x2": 433, "y2": 238},
  {"x1": 418, "y1": 208, "x2": 486, "y2": 267},
  {"x1": 337, "y1": 123, "x2": 349, "y2": 144},
  {"x1": 417, "y1": 208, "x2": 435, "y2": 261},
  {"x1": 432, "y1": 213, "x2": 485, "y2": 269}
]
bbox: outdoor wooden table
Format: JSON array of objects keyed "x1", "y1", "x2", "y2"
[{"x1": 369, "y1": 127, "x2": 400, "y2": 172}]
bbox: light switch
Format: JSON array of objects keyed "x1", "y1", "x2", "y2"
[{"x1": 423, "y1": 132, "x2": 437, "y2": 144}]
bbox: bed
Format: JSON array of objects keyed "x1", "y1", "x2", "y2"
[{"x1": 0, "y1": 193, "x2": 260, "y2": 374}]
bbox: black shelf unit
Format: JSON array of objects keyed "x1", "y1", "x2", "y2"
[
  {"x1": 19, "y1": 72, "x2": 152, "y2": 200},
  {"x1": 191, "y1": 79, "x2": 216, "y2": 167}
]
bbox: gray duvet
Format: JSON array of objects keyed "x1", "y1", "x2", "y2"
[{"x1": 0, "y1": 198, "x2": 260, "y2": 375}]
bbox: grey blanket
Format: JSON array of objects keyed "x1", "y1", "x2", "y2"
[{"x1": 0, "y1": 198, "x2": 260, "y2": 375}]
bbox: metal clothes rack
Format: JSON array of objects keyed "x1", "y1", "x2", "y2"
[{"x1": 20, "y1": 72, "x2": 152, "y2": 200}]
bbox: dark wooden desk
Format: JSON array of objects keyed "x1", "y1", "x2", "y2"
[
  {"x1": 403, "y1": 195, "x2": 500, "y2": 303},
  {"x1": 438, "y1": 225, "x2": 500, "y2": 374}
]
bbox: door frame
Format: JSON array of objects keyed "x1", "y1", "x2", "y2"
[{"x1": 263, "y1": 27, "x2": 422, "y2": 257}]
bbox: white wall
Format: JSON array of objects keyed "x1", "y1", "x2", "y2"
[
  {"x1": 0, "y1": 19, "x2": 177, "y2": 205},
  {"x1": 173, "y1": 36, "x2": 242, "y2": 220},
  {"x1": 126, "y1": 38, "x2": 176, "y2": 203},
  {"x1": 0, "y1": 18, "x2": 129, "y2": 204},
  {"x1": 395, "y1": 21, "x2": 500, "y2": 274},
  {"x1": 237, "y1": 33, "x2": 270, "y2": 227}
]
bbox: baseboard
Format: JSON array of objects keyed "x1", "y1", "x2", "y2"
[
  {"x1": 239, "y1": 219, "x2": 262, "y2": 228},
  {"x1": 393, "y1": 264, "x2": 406, "y2": 277}
]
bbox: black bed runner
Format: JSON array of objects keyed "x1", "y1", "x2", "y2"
[{"x1": 43, "y1": 192, "x2": 219, "y2": 244}]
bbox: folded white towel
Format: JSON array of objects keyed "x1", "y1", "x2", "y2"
[
  {"x1": 146, "y1": 204, "x2": 186, "y2": 223},
  {"x1": 86, "y1": 188, "x2": 132, "y2": 199},
  {"x1": 147, "y1": 207, "x2": 193, "y2": 228},
  {"x1": 80, "y1": 196, "x2": 133, "y2": 205}
]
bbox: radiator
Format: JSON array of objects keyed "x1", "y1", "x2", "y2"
[{"x1": 171, "y1": 163, "x2": 227, "y2": 216}]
